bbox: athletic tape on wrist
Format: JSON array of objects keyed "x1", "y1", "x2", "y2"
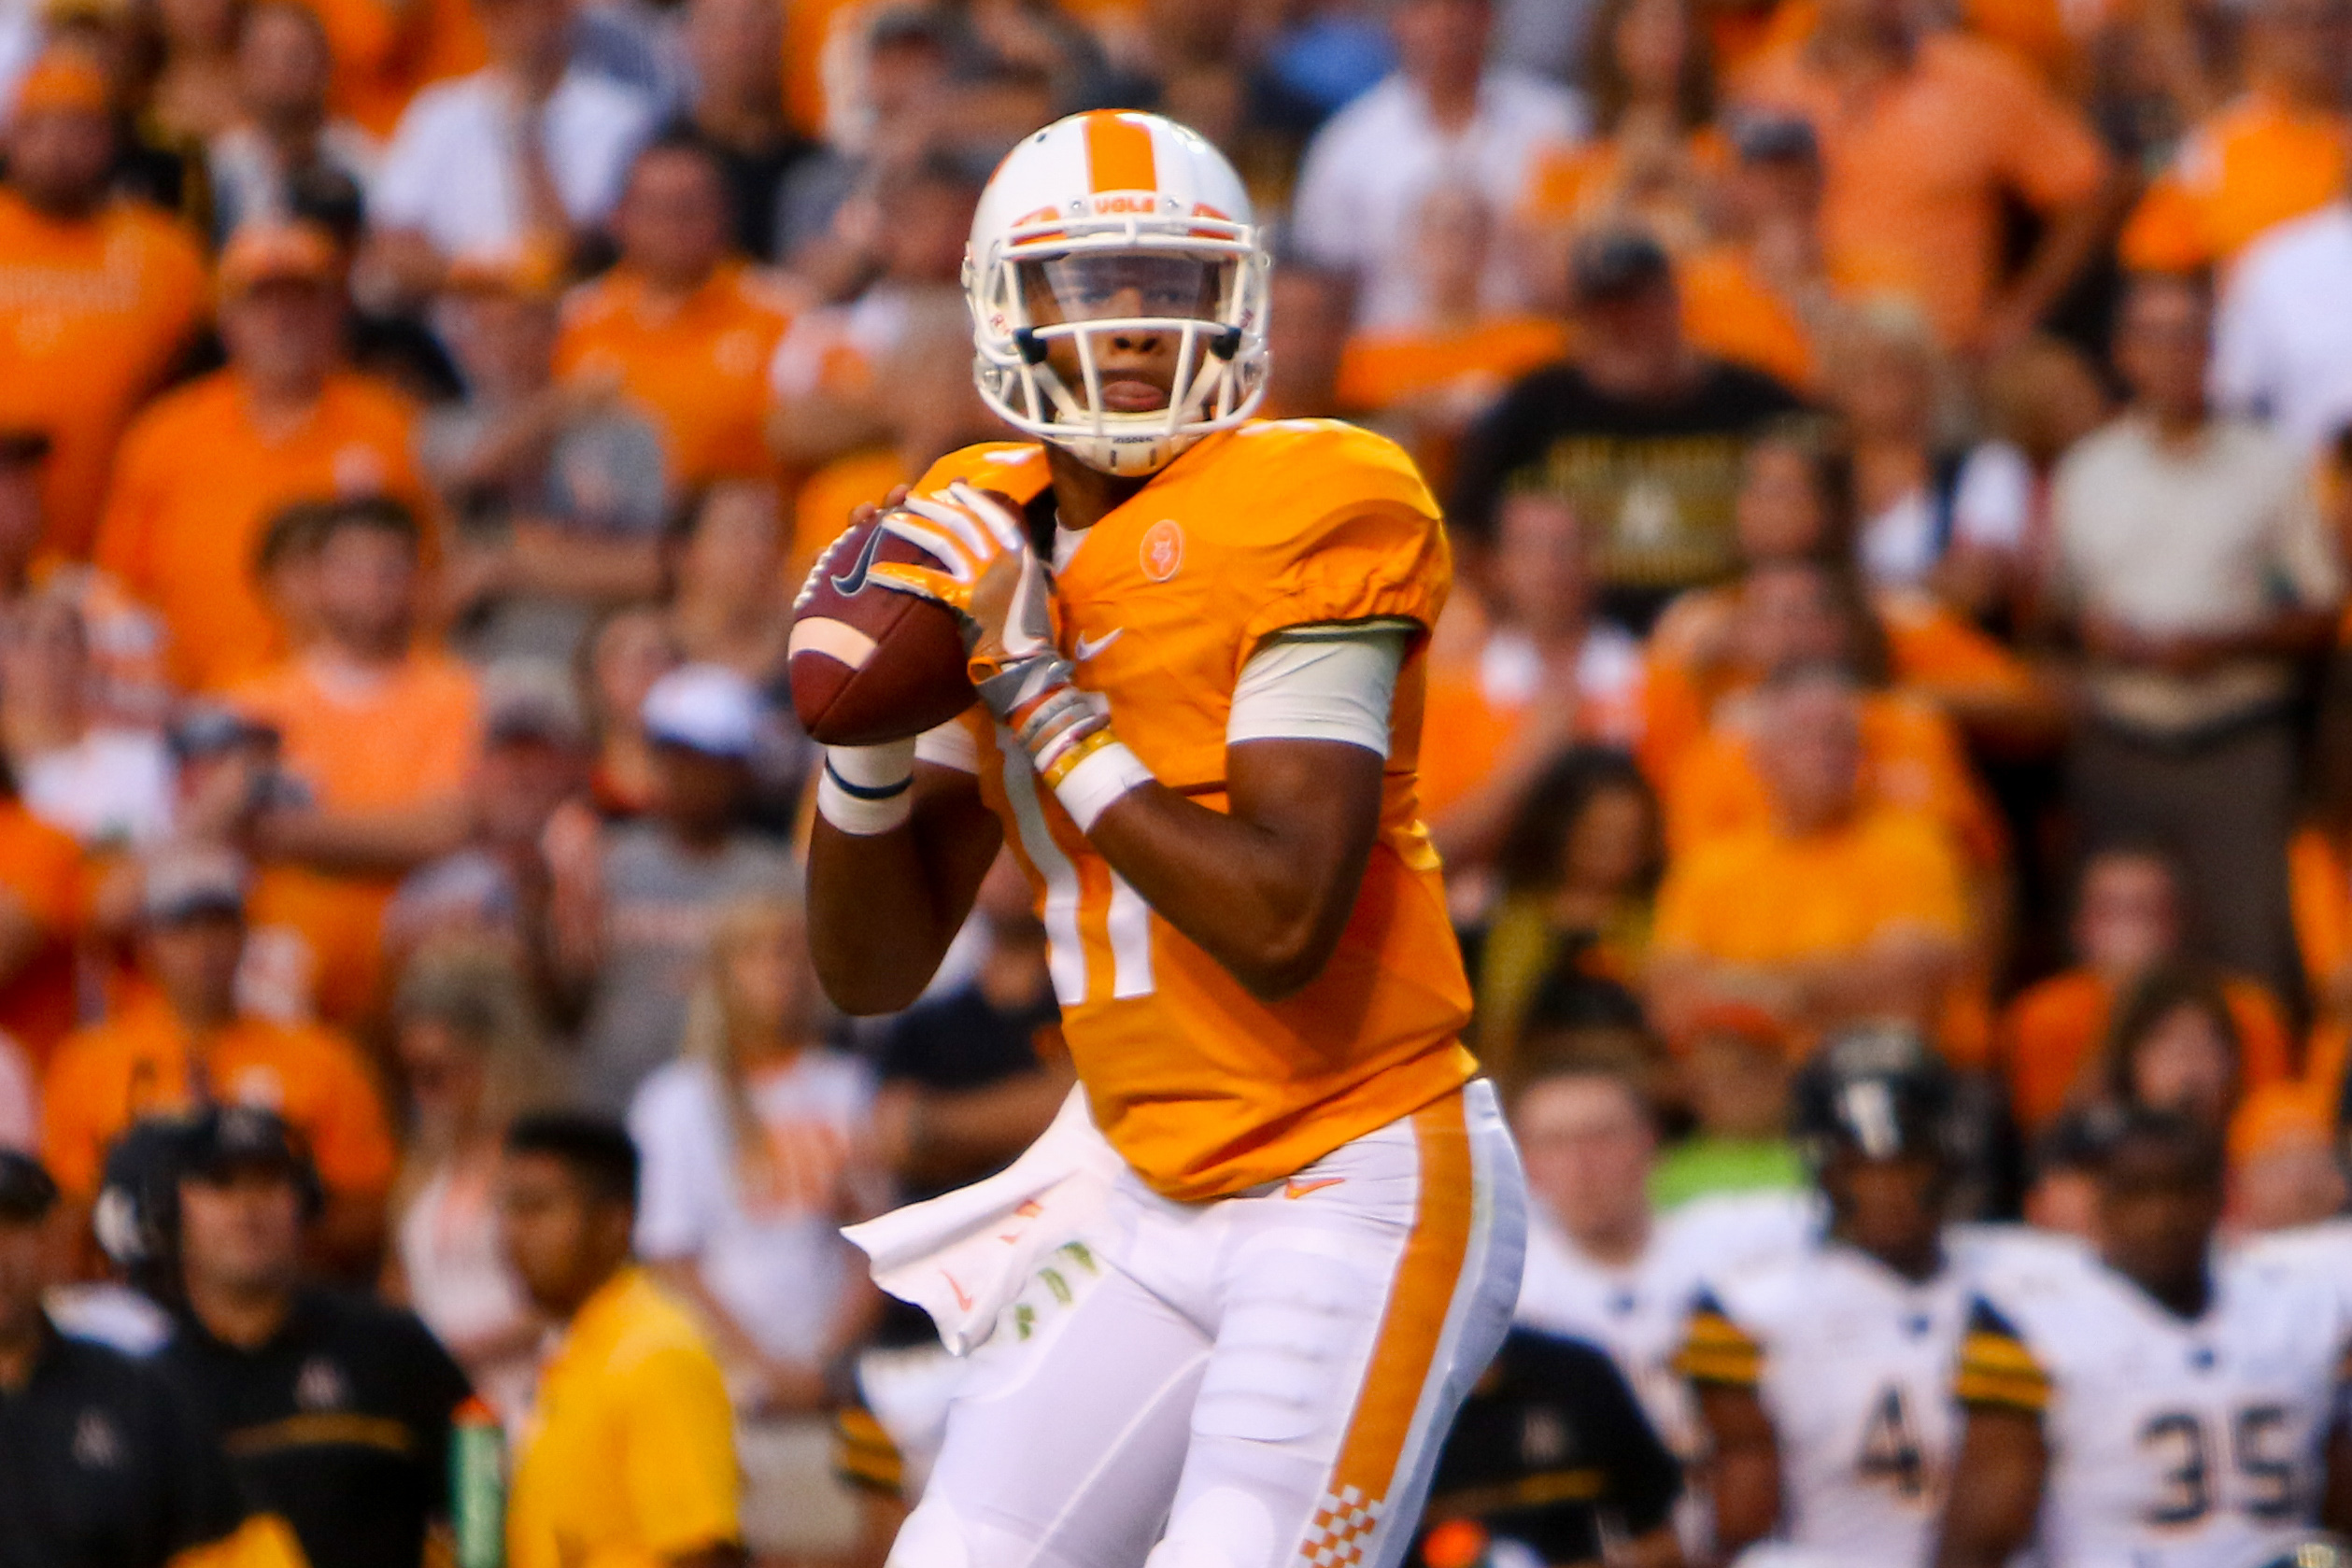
[
  {"x1": 816, "y1": 742, "x2": 915, "y2": 836},
  {"x1": 1050, "y1": 738, "x2": 1152, "y2": 832}
]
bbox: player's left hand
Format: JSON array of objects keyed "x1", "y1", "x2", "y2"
[{"x1": 867, "y1": 483, "x2": 1057, "y2": 690}]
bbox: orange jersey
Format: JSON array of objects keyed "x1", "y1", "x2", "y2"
[
  {"x1": 230, "y1": 651, "x2": 483, "y2": 1024},
  {"x1": 1663, "y1": 689, "x2": 2006, "y2": 871},
  {"x1": 94, "y1": 371, "x2": 429, "y2": 692},
  {"x1": 40, "y1": 996, "x2": 396, "y2": 1197},
  {"x1": 1651, "y1": 803, "x2": 1970, "y2": 967},
  {"x1": 0, "y1": 191, "x2": 207, "y2": 560},
  {"x1": 908, "y1": 422, "x2": 1477, "y2": 1202},
  {"x1": 1998, "y1": 967, "x2": 2293, "y2": 1132},
  {"x1": 1678, "y1": 244, "x2": 1821, "y2": 393},
  {"x1": 2120, "y1": 92, "x2": 2350, "y2": 275},
  {"x1": 2291, "y1": 824, "x2": 2352, "y2": 1000},
  {"x1": 555, "y1": 261, "x2": 800, "y2": 489}
]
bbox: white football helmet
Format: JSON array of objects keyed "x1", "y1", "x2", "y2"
[{"x1": 965, "y1": 109, "x2": 1270, "y2": 476}]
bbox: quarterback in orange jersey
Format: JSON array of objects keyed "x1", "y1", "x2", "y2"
[{"x1": 804, "y1": 111, "x2": 1526, "y2": 1568}]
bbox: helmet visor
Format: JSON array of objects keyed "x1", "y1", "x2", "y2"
[{"x1": 1020, "y1": 253, "x2": 1228, "y2": 326}]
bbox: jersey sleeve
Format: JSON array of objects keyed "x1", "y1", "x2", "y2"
[
  {"x1": 1675, "y1": 1287, "x2": 1764, "y2": 1388},
  {"x1": 1952, "y1": 1296, "x2": 2051, "y2": 1413},
  {"x1": 1233, "y1": 475, "x2": 1450, "y2": 658}
]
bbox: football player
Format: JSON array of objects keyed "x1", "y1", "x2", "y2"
[
  {"x1": 804, "y1": 111, "x2": 1526, "y2": 1568},
  {"x1": 1680, "y1": 1027, "x2": 2067, "y2": 1568},
  {"x1": 1936, "y1": 1109, "x2": 2352, "y2": 1568}
]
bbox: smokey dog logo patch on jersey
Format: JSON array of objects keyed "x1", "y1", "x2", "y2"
[{"x1": 1140, "y1": 519, "x2": 1183, "y2": 583}]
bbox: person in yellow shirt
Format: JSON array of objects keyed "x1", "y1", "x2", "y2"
[
  {"x1": 556, "y1": 134, "x2": 801, "y2": 490},
  {"x1": 39, "y1": 843, "x2": 396, "y2": 1275},
  {"x1": 1647, "y1": 663, "x2": 1969, "y2": 1047},
  {"x1": 93, "y1": 222, "x2": 431, "y2": 692},
  {"x1": 500, "y1": 1111, "x2": 744, "y2": 1568},
  {"x1": 0, "y1": 50, "x2": 209, "y2": 561}
]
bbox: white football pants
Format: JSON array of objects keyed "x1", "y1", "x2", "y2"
[{"x1": 886, "y1": 1080, "x2": 1527, "y2": 1568}]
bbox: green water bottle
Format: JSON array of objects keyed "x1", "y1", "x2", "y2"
[{"x1": 450, "y1": 1396, "x2": 506, "y2": 1568}]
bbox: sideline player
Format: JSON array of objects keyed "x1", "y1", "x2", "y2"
[
  {"x1": 1679, "y1": 1028, "x2": 2073, "y2": 1568},
  {"x1": 1936, "y1": 1110, "x2": 2352, "y2": 1568},
  {"x1": 803, "y1": 110, "x2": 1527, "y2": 1568}
]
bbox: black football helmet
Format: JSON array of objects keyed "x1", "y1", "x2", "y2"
[{"x1": 1790, "y1": 1024, "x2": 1957, "y2": 1166}]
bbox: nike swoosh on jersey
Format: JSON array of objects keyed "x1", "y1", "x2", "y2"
[
  {"x1": 1282, "y1": 1177, "x2": 1346, "y2": 1200},
  {"x1": 1075, "y1": 629, "x2": 1124, "y2": 660}
]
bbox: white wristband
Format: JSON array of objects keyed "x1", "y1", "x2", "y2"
[
  {"x1": 816, "y1": 740, "x2": 917, "y2": 836},
  {"x1": 1050, "y1": 739, "x2": 1153, "y2": 833}
]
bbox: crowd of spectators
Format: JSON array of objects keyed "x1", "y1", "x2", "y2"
[{"x1": 2, "y1": 0, "x2": 2352, "y2": 1556}]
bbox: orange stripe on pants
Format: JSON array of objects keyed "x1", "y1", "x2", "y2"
[
  {"x1": 1326, "y1": 1091, "x2": 1476, "y2": 1513},
  {"x1": 1084, "y1": 110, "x2": 1158, "y2": 194}
]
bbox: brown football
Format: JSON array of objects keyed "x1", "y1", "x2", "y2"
[{"x1": 788, "y1": 512, "x2": 976, "y2": 746}]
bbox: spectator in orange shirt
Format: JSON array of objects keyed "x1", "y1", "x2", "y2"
[
  {"x1": 1647, "y1": 663, "x2": 1970, "y2": 1044},
  {"x1": 1425, "y1": 491, "x2": 1647, "y2": 863},
  {"x1": 94, "y1": 222, "x2": 431, "y2": 692},
  {"x1": 1333, "y1": 186, "x2": 1570, "y2": 481},
  {"x1": 1677, "y1": 116, "x2": 1837, "y2": 394},
  {"x1": 232, "y1": 497, "x2": 483, "y2": 1024},
  {"x1": 1645, "y1": 427, "x2": 2055, "y2": 764},
  {"x1": 39, "y1": 844, "x2": 395, "y2": 1273},
  {"x1": 2096, "y1": 964, "x2": 2261, "y2": 1139},
  {"x1": 1518, "y1": 0, "x2": 1722, "y2": 280},
  {"x1": 1999, "y1": 847, "x2": 2292, "y2": 1134},
  {"x1": 1654, "y1": 558, "x2": 2009, "y2": 874},
  {"x1": 0, "y1": 770, "x2": 90, "y2": 1072},
  {"x1": 557, "y1": 133, "x2": 802, "y2": 491},
  {"x1": 1732, "y1": 0, "x2": 2113, "y2": 350},
  {"x1": 2119, "y1": 0, "x2": 2351, "y2": 276},
  {"x1": 0, "y1": 51, "x2": 209, "y2": 561}
]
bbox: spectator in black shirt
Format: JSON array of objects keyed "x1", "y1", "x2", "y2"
[
  {"x1": 1452, "y1": 230, "x2": 1806, "y2": 630},
  {"x1": 0, "y1": 1150, "x2": 259, "y2": 1568},
  {"x1": 1413, "y1": 1327, "x2": 1684, "y2": 1568},
  {"x1": 150, "y1": 1108, "x2": 473, "y2": 1568}
]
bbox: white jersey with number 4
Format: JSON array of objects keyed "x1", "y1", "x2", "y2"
[
  {"x1": 1956, "y1": 1246, "x2": 2352, "y2": 1568},
  {"x1": 1679, "y1": 1226, "x2": 2081, "y2": 1568}
]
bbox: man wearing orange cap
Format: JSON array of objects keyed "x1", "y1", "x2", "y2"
[
  {"x1": 93, "y1": 221, "x2": 432, "y2": 692},
  {"x1": 0, "y1": 48, "x2": 207, "y2": 561}
]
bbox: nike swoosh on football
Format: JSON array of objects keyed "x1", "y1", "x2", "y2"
[
  {"x1": 1282, "y1": 1176, "x2": 1346, "y2": 1200},
  {"x1": 1075, "y1": 629, "x2": 1124, "y2": 660},
  {"x1": 829, "y1": 523, "x2": 889, "y2": 595}
]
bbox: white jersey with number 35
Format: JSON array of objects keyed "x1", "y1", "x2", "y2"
[{"x1": 1957, "y1": 1247, "x2": 2352, "y2": 1568}]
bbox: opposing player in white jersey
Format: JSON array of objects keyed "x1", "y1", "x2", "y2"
[
  {"x1": 1511, "y1": 1054, "x2": 1810, "y2": 1543},
  {"x1": 1936, "y1": 1109, "x2": 2352, "y2": 1568},
  {"x1": 1679, "y1": 1028, "x2": 2076, "y2": 1568}
]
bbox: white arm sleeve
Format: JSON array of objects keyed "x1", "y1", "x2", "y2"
[
  {"x1": 1226, "y1": 624, "x2": 1411, "y2": 757},
  {"x1": 914, "y1": 717, "x2": 980, "y2": 774}
]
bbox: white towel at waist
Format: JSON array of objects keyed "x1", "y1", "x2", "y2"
[{"x1": 842, "y1": 1085, "x2": 1123, "y2": 1355}]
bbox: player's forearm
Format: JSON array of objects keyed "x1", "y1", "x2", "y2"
[
  {"x1": 1932, "y1": 1409, "x2": 2046, "y2": 1568},
  {"x1": 1087, "y1": 756, "x2": 1380, "y2": 1001},
  {"x1": 808, "y1": 762, "x2": 1003, "y2": 1014}
]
